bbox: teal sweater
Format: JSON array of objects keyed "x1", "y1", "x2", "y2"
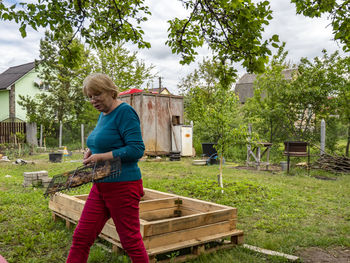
[{"x1": 86, "y1": 102, "x2": 145, "y2": 182}]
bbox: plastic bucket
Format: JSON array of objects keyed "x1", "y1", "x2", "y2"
[
  {"x1": 49, "y1": 153, "x2": 63, "y2": 163},
  {"x1": 201, "y1": 143, "x2": 217, "y2": 157},
  {"x1": 280, "y1": 161, "x2": 288, "y2": 171}
]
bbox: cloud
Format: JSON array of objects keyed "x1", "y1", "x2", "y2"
[
  {"x1": 0, "y1": 21, "x2": 42, "y2": 72},
  {"x1": 0, "y1": 0, "x2": 345, "y2": 93}
]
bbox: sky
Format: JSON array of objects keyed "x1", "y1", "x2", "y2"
[{"x1": 0, "y1": 0, "x2": 345, "y2": 94}]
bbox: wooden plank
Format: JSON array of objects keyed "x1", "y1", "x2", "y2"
[
  {"x1": 231, "y1": 233, "x2": 244, "y2": 244},
  {"x1": 140, "y1": 208, "x2": 178, "y2": 221},
  {"x1": 142, "y1": 189, "x2": 176, "y2": 200},
  {"x1": 193, "y1": 245, "x2": 205, "y2": 255},
  {"x1": 74, "y1": 194, "x2": 88, "y2": 201},
  {"x1": 51, "y1": 194, "x2": 85, "y2": 213},
  {"x1": 145, "y1": 220, "x2": 236, "y2": 249},
  {"x1": 147, "y1": 229, "x2": 243, "y2": 256},
  {"x1": 181, "y1": 197, "x2": 234, "y2": 213},
  {"x1": 140, "y1": 206, "x2": 205, "y2": 222},
  {"x1": 49, "y1": 201, "x2": 82, "y2": 222},
  {"x1": 143, "y1": 188, "x2": 237, "y2": 213},
  {"x1": 142, "y1": 209, "x2": 236, "y2": 237},
  {"x1": 155, "y1": 242, "x2": 239, "y2": 263},
  {"x1": 140, "y1": 197, "x2": 178, "y2": 213},
  {"x1": 242, "y1": 244, "x2": 299, "y2": 261}
]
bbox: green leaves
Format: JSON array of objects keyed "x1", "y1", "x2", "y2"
[
  {"x1": 244, "y1": 44, "x2": 350, "y2": 152},
  {"x1": 0, "y1": 0, "x2": 151, "y2": 48},
  {"x1": 167, "y1": 0, "x2": 278, "y2": 73},
  {"x1": 91, "y1": 42, "x2": 156, "y2": 91},
  {"x1": 19, "y1": 23, "x2": 26, "y2": 37}
]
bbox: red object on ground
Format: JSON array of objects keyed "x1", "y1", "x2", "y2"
[
  {"x1": 0, "y1": 255, "x2": 8, "y2": 263},
  {"x1": 118, "y1": 88, "x2": 143, "y2": 96}
]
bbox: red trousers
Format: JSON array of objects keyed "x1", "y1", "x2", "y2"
[{"x1": 66, "y1": 180, "x2": 149, "y2": 263}]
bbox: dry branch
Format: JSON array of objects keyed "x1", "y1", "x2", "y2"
[{"x1": 312, "y1": 153, "x2": 350, "y2": 173}]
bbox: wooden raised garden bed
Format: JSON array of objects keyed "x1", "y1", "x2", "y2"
[{"x1": 49, "y1": 188, "x2": 243, "y2": 262}]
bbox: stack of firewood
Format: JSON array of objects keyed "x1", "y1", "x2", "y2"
[{"x1": 313, "y1": 153, "x2": 350, "y2": 173}]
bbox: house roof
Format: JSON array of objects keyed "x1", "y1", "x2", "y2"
[
  {"x1": 0, "y1": 62, "x2": 36, "y2": 91},
  {"x1": 236, "y1": 73, "x2": 257, "y2": 84},
  {"x1": 119, "y1": 88, "x2": 143, "y2": 96},
  {"x1": 148, "y1": 87, "x2": 170, "y2": 94},
  {"x1": 236, "y1": 68, "x2": 297, "y2": 85}
]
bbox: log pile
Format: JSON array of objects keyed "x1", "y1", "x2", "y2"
[
  {"x1": 44, "y1": 157, "x2": 121, "y2": 197},
  {"x1": 313, "y1": 153, "x2": 350, "y2": 173}
]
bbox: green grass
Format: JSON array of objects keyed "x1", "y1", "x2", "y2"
[{"x1": 0, "y1": 153, "x2": 349, "y2": 262}]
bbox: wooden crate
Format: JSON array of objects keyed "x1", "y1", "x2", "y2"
[{"x1": 49, "y1": 188, "x2": 243, "y2": 262}]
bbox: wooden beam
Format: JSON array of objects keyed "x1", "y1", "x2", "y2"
[{"x1": 242, "y1": 244, "x2": 299, "y2": 261}]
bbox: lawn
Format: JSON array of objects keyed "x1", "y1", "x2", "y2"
[{"x1": 0, "y1": 152, "x2": 349, "y2": 263}]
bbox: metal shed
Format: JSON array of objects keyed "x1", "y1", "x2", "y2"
[{"x1": 119, "y1": 92, "x2": 184, "y2": 156}]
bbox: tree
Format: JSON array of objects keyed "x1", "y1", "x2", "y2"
[
  {"x1": 244, "y1": 43, "x2": 292, "y2": 143},
  {"x1": 329, "y1": 55, "x2": 350, "y2": 156},
  {"x1": 291, "y1": 0, "x2": 350, "y2": 52},
  {"x1": 287, "y1": 51, "x2": 339, "y2": 143},
  {"x1": 179, "y1": 58, "x2": 247, "y2": 190},
  {"x1": 1, "y1": 0, "x2": 279, "y2": 74},
  {"x1": 18, "y1": 31, "x2": 93, "y2": 142},
  {"x1": 0, "y1": 0, "x2": 151, "y2": 49},
  {"x1": 203, "y1": 85, "x2": 247, "y2": 190},
  {"x1": 169, "y1": 0, "x2": 278, "y2": 190},
  {"x1": 90, "y1": 42, "x2": 156, "y2": 91},
  {"x1": 167, "y1": 0, "x2": 279, "y2": 74},
  {"x1": 178, "y1": 58, "x2": 219, "y2": 140},
  {"x1": 245, "y1": 48, "x2": 348, "y2": 153}
]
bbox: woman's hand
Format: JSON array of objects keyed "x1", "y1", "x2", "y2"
[
  {"x1": 83, "y1": 149, "x2": 92, "y2": 160},
  {"x1": 83, "y1": 152, "x2": 113, "y2": 165}
]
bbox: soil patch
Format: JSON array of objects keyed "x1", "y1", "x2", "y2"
[{"x1": 297, "y1": 247, "x2": 350, "y2": 263}]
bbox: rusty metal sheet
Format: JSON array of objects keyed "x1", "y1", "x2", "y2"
[{"x1": 118, "y1": 93, "x2": 184, "y2": 155}]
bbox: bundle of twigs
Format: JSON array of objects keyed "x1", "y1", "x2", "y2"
[
  {"x1": 44, "y1": 157, "x2": 121, "y2": 197},
  {"x1": 313, "y1": 153, "x2": 350, "y2": 173}
]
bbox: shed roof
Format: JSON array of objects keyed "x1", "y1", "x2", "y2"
[{"x1": 0, "y1": 62, "x2": 36, "y2": 91}]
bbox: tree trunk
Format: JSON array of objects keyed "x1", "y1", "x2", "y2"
[{"x1": 270, "y1": 119, "x2": 273, "y2": 143}]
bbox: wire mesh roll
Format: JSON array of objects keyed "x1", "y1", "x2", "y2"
[{"x1": 44, "y1": 157, "x2": 121, "y2": 197}]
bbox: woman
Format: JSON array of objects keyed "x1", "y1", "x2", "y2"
[{"x1": 66, "y1": 73, "x2": 149, "y2": 263}]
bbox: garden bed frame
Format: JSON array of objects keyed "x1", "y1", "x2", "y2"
[{"x1": 49, "y1": 188, "x2": 243, "y2": 262}]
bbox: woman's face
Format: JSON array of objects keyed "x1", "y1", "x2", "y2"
[{"x1": 87, "y1": 90, "x2": 115, "y2": 113}]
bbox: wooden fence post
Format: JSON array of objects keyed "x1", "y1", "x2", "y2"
[
  {"x1": 321, "y1": 119, "x2": 326, "y2": 155},
  {"x1": 40, "y1": 124, "x2": 43, "y2": 147},
  {"x1": 81, "y1": 124, "x2": 84, "y2": 151},
  {"x1": 26, "y1": 122, "x2": 38, "y2": 146}
]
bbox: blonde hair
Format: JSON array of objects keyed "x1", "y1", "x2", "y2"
[{"x1": 83, "y1": 73, "x2": 118, "y2": 99}]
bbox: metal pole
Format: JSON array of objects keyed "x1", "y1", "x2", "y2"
[
  {"x1": 59, "y1": 121, "x2": 62, "y2": 148},
  {"x1": 320, "y1": 119, "x2": 326, "y2": 155},
  {"x1": 158, "y1": 77, "x2": 162, "y2": 94}
]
